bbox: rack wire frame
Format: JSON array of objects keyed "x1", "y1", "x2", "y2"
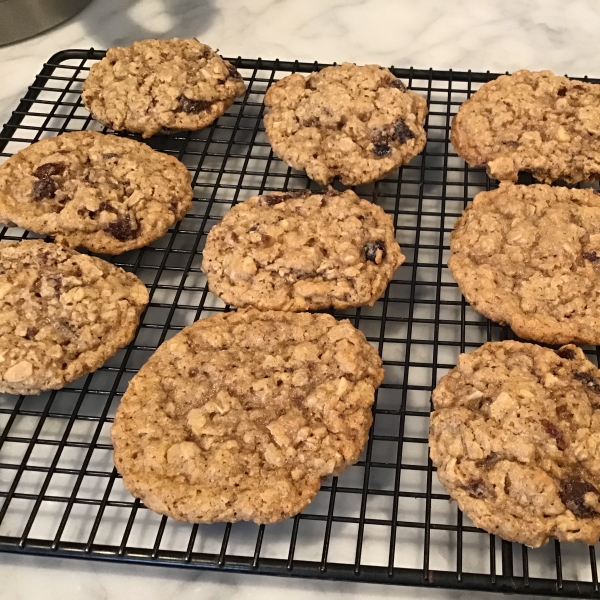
[{"x1": 0, "y1": 49, "x2": 599, "y2": 598}]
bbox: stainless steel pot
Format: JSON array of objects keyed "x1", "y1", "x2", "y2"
[{"x1": 0, "y1": 0, "x2": 92, "y2": 46}]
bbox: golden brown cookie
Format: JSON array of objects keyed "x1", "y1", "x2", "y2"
[
  {"x1": 82, "y1": 38, "x2": 246, "y2": 137},
  {"x1": 430, "y1": 341, "x2": 600, "y2": 548},
  {"x1": 264, "y1": 63, "x2": 427, "y2": 185},
  {"x1": 0, "y1": 240, "x2": 148, "y2": 395},
  {"x1": 112, "y1": 309, "x2": 384, "y2": 524},
  {"x1": 0, "y1": 131, "x2": 192, "y2": 254},
  {"x1": 448, "y1": 183, "x2": 600, "y2": 345},
  {"x1": 202, "y1": 189, "x2": 404, "y2": 311},
  {"x1": 452, "y1": 70, "x2": 600, "y2": 183}
]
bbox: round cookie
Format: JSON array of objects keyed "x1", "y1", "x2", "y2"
[
  {"x1": 449, "y1": 183, "x2": 600, "y2": 345},
  {"x1": 451, "y1": 69, "x2": 600, "y2": 183},
  {"x1": 263, "y1": 63, "x2": 428, "y2": 186},
  {"x1": 0, "y1": 240, "x2": 148, "y2": 396},
  {"x1": 430, "y1": 341, "x2": 600, "y2": 548},
  {"x1": 112, "y1": 309, "x2": 384, "y2": 524},
  {"x1": 202, "y1": 189, "x2": 404, "y2": 311},
  {"x1": 82, "y1": 38, "x2": 246, "y2": 138},
  {"x1": 0, "y1": 131, "x2": 193, "y2": 254}
]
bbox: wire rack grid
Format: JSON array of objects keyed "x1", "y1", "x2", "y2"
[{"x1": 0, "y1": 50, "x2": 598, "y2": 598}]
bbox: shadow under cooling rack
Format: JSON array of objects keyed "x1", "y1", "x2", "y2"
[{"x1": 0, "y1": 49, "x2": 599, "y2": 598}]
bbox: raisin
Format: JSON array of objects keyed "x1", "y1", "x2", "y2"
[
  {"x1": 364, "y1": 240, "x2": 386, "y2": 264},
  {"x1": 98, "y1": 201, "x2": 115, "y2": 212},
  {"x1": 32, "y1": 179, "x2": 57, "y2": 200},
  {"x1": 263, "y1": 190, "x2": 311, "y2": 205},
  {"x1": 574, "y1": 371, "x2": 600, "y2": 395},
  {"x1": 303, "y1": 117, "x2": 320, "y2": 127},
  {"x1": 25, "y1": 327, "x2": 38, "y2": 340},
  {"x1": 178, "y1": 95, "x2": 212, "y2": 114},
  {"x1": 556, "y1": 405, "x2": 574, "y2": 422},
  {"x1": 226, "y1": 63, "x2": 242, "y2": 80},
  {"x1": 48, "y1": 274, "x2": 62, "y2": 297},
  {"x1": 106, "y1": 215, "x2": 137, "y2": 241},
  {"x1": 558, "y1": 87, "x2": 567, "y2": 97},
  {"x1": 540, "y1": 419, "x2": 567, "y2": 450},
  {"x1": 559, "y1": 478, "x2": 599, "y2": 517},
  {"x1": 372, "y1": 142, "x2": 392, "y2": 157},
  {"x1": 389, "y1": 79, "x2": 407, "y2": 92},
  {"x1": 285, "y1": 190, "x2": 311, "y2": 200},
  {"x1": 475, "y1": 452, "x2": 501, "y2": 470},
  {"x1": 464, "y1": 478, "x2": 492, "y2": 499},
  {"x1": 261, "y1": 233, "x2": 274, "y2": 247},
  {"x1": 583, "y1": 251, "x2": 600, "y2": 262},
  {"x1": 556, "y1": 347, "x2": 576, "y2": 360},
  {"x1": 394, "y1": 119, "x2": 415, "y2": 144},
  {"x1": 230, "y1": 231, "x2": 239, "y2": 243},
  {"x1": 34, "y1": 163, "x2": 65, "y2": 179}
]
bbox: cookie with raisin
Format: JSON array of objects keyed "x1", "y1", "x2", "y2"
[
  {"x1": 0, "y1": 240, "x2": 148, "y2": 395},
  {"x1": 202, "y1": 189, "x2": 404, "y2": 311},
  {"x1": 112, "y1": 309, "x2": 384, "y2": 523},
  {"x1": 451, "y1": 69, "x2": 600, "y2": 183},
  {"x1": 449, "y1": 182, "x2": 600, "y2": 345},
  {"x1": 264, "y1": 63, "x2": 428, "y2": 185},
  {"x1": 430, "y1": 341, "x2": 600, "y2": 547},
  {"x1": 82, "y1": 38, "x2": 246, "y2": 138},
  {"x1": 0, "y1": 131, "x2": 192, "y2": 254}
]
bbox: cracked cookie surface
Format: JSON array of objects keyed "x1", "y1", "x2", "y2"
[
  {"x1": 0, "y1": 131, "x2": 193, "y2": 254},
  {"x1": 82, "y1": 38, "x2": 246, "y2": 138},
  {"x1": 112, "y1": 309, "x2": 384, "y2": 523},
  {"x1": 451, "y1": 69, "x2": 600, "y2": 183},
  {"x1": 0, "y1": 240, "x2": 148, "y2": 395},
  {"x1": 264, "y1": 63, "x2": 428, "y2": 185},
  {"x1": 202, "y1": 189, "x2": 404, "y2": 311},
  {"x1": 430, "y1": 341, "x2": 600, "y2": 547},
  {"x1": 449, "y1": 183, "x2": 600, "y2": 345}
]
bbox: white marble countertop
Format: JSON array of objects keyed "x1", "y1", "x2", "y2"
[{"x1": 0, "y1": 1, "x2": 599, "y2": 599}]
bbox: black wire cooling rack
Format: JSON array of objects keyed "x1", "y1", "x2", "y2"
[{"x1": 0, "y1": 50, "x2": 599, "y2": 599}]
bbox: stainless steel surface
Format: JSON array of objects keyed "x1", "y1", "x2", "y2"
[{"x1": 0, "y1": 0, "x2": 92, "y2": 45}]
